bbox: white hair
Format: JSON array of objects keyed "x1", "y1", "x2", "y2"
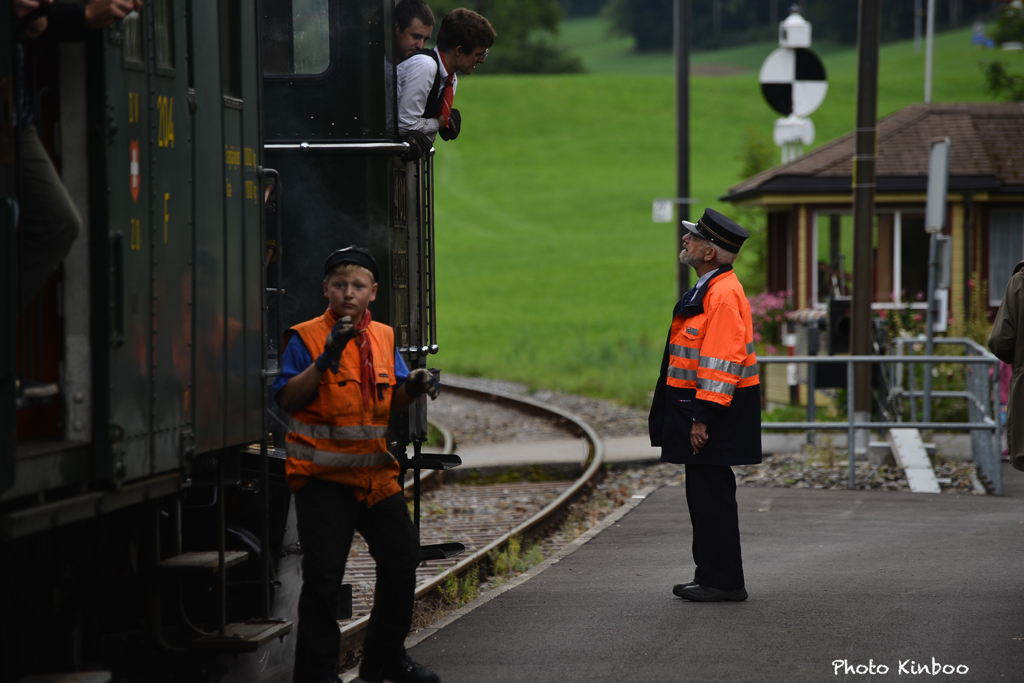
[{"x1": 711, "y1": 244, "x2": 738, "y2": 266}]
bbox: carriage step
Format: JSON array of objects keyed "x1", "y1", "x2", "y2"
[
  {"x1": 16, "y1": 673, "x2": 111, "y2": 683},
  {"x1": 420, "y1": 542, "x2": 465, "y2": 560},
  {"x1": 406, "y1": 454, "x2": 462, "y2": 471},
  {"x1": 159, "y1": 550, "x2": 248, "y2": 574},
  {"x1": 190, "y1": 619, "x2": 293, "y2": 652}
]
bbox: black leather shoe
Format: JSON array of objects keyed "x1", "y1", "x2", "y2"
[
  {"x1": 674, "y1": 584, "x2": 748, "y2": 602},
  {"x1": 671, "y1": 581, "x2": 698, "y2": 597},
  {"x1": 359, "y1": 656, "x2": 440, "y2": 683}
]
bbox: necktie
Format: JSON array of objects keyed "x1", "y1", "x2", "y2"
[
  {"x1": 353, "y1": 310, "x2": 375, "y2": 411},
  {"x1": 440, "y1": 73, "x2": 454, "y2": 127},
  {"x1": 437, "y1": 52, "x2": 454, "y2": 126},
  {"x1": 681, "y1": 285, "x2": 698, "y2": 306}
]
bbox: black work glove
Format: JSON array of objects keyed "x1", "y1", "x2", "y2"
[
  {"x1": 315, "y1": 316, "x2": 356, "y2": 373},
  {"x1": 405, "y1": 368, "x2": 440, "y2": 400},
  {"x1": 401, "y1": 130, "x2": 432, "y2": 163},
  {"x1": 438, "y1": 108, "x2": 461, "y2": 141}
]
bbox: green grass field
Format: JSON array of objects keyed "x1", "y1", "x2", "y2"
[{"x1": 432, "y1": 22, "x2": 1024, "y2": 406}]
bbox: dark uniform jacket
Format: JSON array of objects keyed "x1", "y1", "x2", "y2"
[
  {"x1": 649, "y1": 266, "x2": 763, "y2": 466},
  {"x1": 988, "y1": 260, "x2": 1024, "y2": 472}
]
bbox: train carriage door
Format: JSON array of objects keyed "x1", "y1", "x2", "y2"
[
  {"x1": 91, "y1": 2, "x2": 193, "y2": 482},
  {"x1": 1, "y1": 6, "x2": 15, "y2": 489},
  {"x1": 148, "y1": 0, "x2": 194, "y2": 473},
  {"x1": 93, "y1": 7, "x2": 154, "y2": 480},
  {"x1": 239, "y1": 0, "x2": 265, "y2": 443},
  {"x1": 189, "y1": 0, "x2": 229, "y2": 453},
  {"x1": 220, "y1": 0, "x2": 264, "y2": 445}
]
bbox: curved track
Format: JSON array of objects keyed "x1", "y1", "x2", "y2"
[{"x1": 338, "y1": 379, "x2": 606, "y2": 643}]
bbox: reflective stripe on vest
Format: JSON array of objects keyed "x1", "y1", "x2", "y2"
[{"x1": 666, "y1": 270, "x2": 759, "y2": 407}]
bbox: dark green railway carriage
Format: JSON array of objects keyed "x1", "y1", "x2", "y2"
[
  {"x1": 1, "y1": 2, "x2": 266, "y2": 527},
  {"x1": 0, "y1": 2, "x2": 290, "y2": 679},
  {"x1": 0, "y1": 0, "x2": 454, "y2": 678}
]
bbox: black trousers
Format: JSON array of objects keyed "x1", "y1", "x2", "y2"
[
  {"x1": 17, "y1": 124, "x2": 81, "y2": 309},
  {"x1": 292, "y1": 480, "x2": 420, "y2": 683},
  {"x1": 684, "y1": 463, "x2": 745, "y2": 590}
]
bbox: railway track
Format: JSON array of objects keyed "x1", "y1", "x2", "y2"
[{"x1": 337, "y1": 379, "x2": 606, "y2": 646}]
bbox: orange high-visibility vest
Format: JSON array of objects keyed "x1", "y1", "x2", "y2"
[
  {"x1": 284, "y1": 310, "x2": 401, "y2": 506},
  {"x1": 667, "y1": 269, "x2": 759, "y2": 407}
]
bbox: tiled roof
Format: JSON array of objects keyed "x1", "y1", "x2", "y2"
[{"x1": 724, "y1": 103, "x2": 1024, "y2": 201}]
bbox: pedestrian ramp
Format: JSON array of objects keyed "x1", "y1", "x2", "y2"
[{"x1": 888, "y1": 428, "x2": 941, "y2": 493}]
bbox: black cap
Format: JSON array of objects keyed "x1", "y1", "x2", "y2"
[
  {"x1": 323, "y1": 246, "x2": 380, "y2": 282},
  {"x1": 681, "y1": 208, "x2": 749, "y2": 254}
]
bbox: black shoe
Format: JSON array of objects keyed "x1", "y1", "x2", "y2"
[
  {"x1": 673, "y1": 584, "x2": 748, "y2": 602},
  {"x1": 671, "y1": 581, "x2": 697, "y2": 597},
  {"x1": 359, "y1": 656, "x2": 439, "y2": 683}
]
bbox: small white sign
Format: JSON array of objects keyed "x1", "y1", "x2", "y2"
[
  {"x1": 925, "y1": 138, "x2": 950, "y2": 233},
  {"x1": 933, "y1": 288, "x2": 948, "y2": 333},
  {"x1": 652, "y1": 199, "x2": 674, "y2": 223}
]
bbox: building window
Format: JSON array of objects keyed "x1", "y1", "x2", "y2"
[
  {"x1": 813, "y1": 209, "x2": 929, "y2": 309},
  {"x1": 989, "y1": 209, "x2": 1024, "y2": 306},
  {"x1": 262, "y1": 0, "x2": 331, "y2": 75}
]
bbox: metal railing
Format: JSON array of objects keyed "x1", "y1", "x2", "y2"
[{"x1": 758, "y1": 341, "x2": 1001, "y2": 493}]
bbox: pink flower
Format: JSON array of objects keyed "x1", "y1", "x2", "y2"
[
  {"x1": 915, "y1": 291, "x2": 925, "y2": 301},
  {"x1": 753, "y1": 332, "x2": 762, "y2": 342},
  {"x1": 767, "y1": 346, "x2": 777, "y2": 355},
  {"x1": 968, "y1": 279, "x2": 975, "y2": 289},
  {"x1": 913, "y1": 313, "x2": 922, "y2": 322}
]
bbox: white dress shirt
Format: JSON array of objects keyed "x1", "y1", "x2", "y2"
[{"x1": 396, "y1": 47, "x2": 457, "y2": 142}]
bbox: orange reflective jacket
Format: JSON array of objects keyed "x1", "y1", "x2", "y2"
[
  {"x1": 667, "y1": 269, "x2": 759, "y2": 407},
  {"x1": 284, "y1": 310, "x2": 400, "y2": 506}
]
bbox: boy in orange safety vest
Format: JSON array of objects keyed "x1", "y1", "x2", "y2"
[{"x1": 274, "y1": 246, "x2": 441, "y2": 683}]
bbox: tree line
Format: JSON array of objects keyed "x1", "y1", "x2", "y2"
[{"x1": 434, "y1": 0, "x2": 1007, "y2": 73}]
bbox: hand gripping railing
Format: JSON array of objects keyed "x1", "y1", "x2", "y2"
[{"x1": 758, "y1": 351, "x2": 1000, "y2": 493}]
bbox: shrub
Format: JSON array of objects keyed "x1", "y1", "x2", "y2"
[{"x1": 748, "y1": 290, "x2": 793, "y2": 346}]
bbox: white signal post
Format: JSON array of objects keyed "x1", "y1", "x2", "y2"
[{"x1": 759, "y1": 6, "x2": 828, "y2": 163}]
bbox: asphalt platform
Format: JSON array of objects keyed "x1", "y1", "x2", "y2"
[{"x1": 404, "y1": 464, "x2": 1024, "y2": 682}]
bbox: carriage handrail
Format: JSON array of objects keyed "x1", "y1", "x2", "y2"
[{"x1": 264, "y1": 141, "x2": 409, "y2": 153}]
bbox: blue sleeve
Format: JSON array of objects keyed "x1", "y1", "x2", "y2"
[
  {"x1": 273, "y1": 334, "x2": 313, "y2": 407},
  {"x1": 394, "y1": 348, "x2": 409, "y2": 385}
]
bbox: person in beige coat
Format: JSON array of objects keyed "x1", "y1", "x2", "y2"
[{"x1": 988, "y1": 261, "x2": 1024, "y2": 473}]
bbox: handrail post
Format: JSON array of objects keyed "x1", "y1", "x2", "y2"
[
  {"x1": 908, "y1": 360, "x2": 918, "y2": 423},
  {"x1": 847, "y1": 359, "x2": 856, "y2": 490}
]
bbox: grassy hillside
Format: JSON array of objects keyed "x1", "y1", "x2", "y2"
[{"x1": 431, "y1": 25, "x2": 1024, "y2": 405}]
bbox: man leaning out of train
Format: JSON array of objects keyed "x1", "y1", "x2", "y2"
[
  {"x1": 273, "y1": 246, "x2": 441, "y2": 683},
  {"x1": 396, "y1": 7, "x2": 496, "y2": 161}
]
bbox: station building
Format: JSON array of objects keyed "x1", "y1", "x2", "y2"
[{"x1": 721, "y1": 102, "x2": 1024, "y2": 328}]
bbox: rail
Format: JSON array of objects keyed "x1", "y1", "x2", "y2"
[
  {"x1": 338, "y1": 379, "x2": 605, "y2": 645},
  {"x1": 759, "y1": 346, "x2": 1001, "y2": 493},
  {"x1": 263, "y1": 141, "x2": 409, "y2": 154}
]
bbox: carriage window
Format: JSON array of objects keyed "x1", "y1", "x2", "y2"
[
  {"x1": 262, "y1": 0, "x2": 331, "y2": 75},
  {"x1": 155, "y1": 0, "x2": 175, "y2": 70},
  {"x1": 220, "y1": 0, "x2": 242, "y2": 98},
  {"x1": 122, "y1": 10, "x2": 143, "y2": 66}
]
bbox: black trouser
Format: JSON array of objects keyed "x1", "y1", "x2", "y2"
[
  {"x1": 684, "y1": 463, "x2": 745, "y2": 590},
  {"x1": 17, "y1": 124, "x2": 81, "y2": 309},
  {"x1": 292, "y1": 480, "x2": 420, "y2": 683}
]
